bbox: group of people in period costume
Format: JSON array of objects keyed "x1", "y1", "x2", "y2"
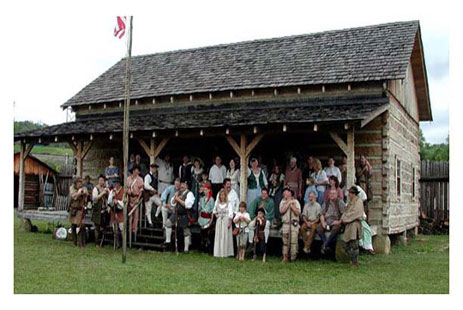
[{"x1": 68, "y1": 152, "x2": 374, "y2": 267}]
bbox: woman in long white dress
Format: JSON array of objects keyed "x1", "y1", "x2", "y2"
[
  {"x1": 213, "y1": 190, "x2": 234, "y2": 257},
  {"x1": 226, "y1": 158, "x2": 240, "y2": 198}
]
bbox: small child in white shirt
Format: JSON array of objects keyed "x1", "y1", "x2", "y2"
[{"x1": 233, "y1": 202, "x2": 251, "y2": 261}]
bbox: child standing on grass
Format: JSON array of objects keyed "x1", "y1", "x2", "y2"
[
  {"x1": 233, "y1": 202, "x2": 251, "y2": 261},
  {"x1": 250, "y1": 208, "x2": 267, "y2": 263}
]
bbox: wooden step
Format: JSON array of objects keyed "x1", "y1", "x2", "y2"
[
  {"x1": 136, "y1": 234, "x2": 165, "y2": 241},
  {"x1": 140, "y1": 227, "x2": 164, "y2": 234},
  {"x1": 131, "y1": 241, "x2": 166, "y2": 250}
]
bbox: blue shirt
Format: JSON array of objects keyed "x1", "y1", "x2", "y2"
[
  {"x1": 105, "y1": 166, "x2": 119, "y2": 187},
  {"x1": 161, "y1": 184, "x2": 176, "y2": 204},
  {"x1": 304, "y1": 185, "x2": 318, "y2": 205}
]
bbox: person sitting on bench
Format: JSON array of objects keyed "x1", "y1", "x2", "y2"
[{"x1": 317, "y1": 188, "x2": 346, "y2": 253}]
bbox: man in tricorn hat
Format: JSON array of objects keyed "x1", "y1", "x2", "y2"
[
  {"x1": 108, "y1": 177, "x2": 124, "y2": 248},
  {"x1": 68, "y1": 177, "x2": 88, "y2": 247},
  {"x1": 91, "y1": 174, "x2": 110, "y2": 247},
  {"x1": 126, "y1": 165, "x2": 144, "y2": 240},
  {"x1": 279, "y1": 186, "x2": 301, "y2": 263},
  {"x1": 165, "y1": 178, "x2": 195, "y2": 253}
]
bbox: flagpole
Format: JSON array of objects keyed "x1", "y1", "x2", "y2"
[{"x1": 122, "y1": 15, "x2": 133, "y2": 264}]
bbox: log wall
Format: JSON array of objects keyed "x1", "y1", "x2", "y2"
[
  {"x1": 79, "y1": 138, "x2": 124, "y2": 182},
  {"x1": 387, "y1": 63, "x2": 419, "y2": 122},
  {"x1": 381, "y1": 97, "x2": 421, "y2": 234}
]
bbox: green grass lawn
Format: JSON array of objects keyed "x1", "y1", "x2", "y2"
[{"x1": 14, "y1": 217, "x2": 449, "y2": 294}]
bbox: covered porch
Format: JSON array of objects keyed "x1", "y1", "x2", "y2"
[
  {"x1": 15, "y1": 93, "x2": 389, "y2": 208},
  {"x1": 14, "y1": 92, "x2": 388, "y2": 255}
]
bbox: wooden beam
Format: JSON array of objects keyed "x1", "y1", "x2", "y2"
[
  {"x1": 361, "y1": 104, "x2": 389, "y2": 128},
  {"x1": 24, "y1": 143, "x2": 34, "y2": 159},
  {"x1": 67, "y1": 140, "x2": 77, "y2": 155},
  {"x1": 225, "y1": 135, "x2": 241, "y2": 156},
  {"x1": 245, "y1": 133, "x2": 264, "y2": 158},
  {"x1": 136, "y1": 137, "x2": 151, "y2": 158},
  {"x1": 346, "y1": 127, "x2": 355, "y2": 189},
  {"x1": 81, "y1": 140, "x2": 94, "y2": 161},
  {"x1": 18, "y1": 141, "x2": 26, "y2": 211},
  {"x1": 239, "y1": 134, "x2": 248, "y2": 202},
  {"x1": 153, "y1": 137, "x2": 170, "y2": 159},
  {"x1": 329, "y1": 132, "x2": 348, "y2": 155},
  {"x1": 76, "y1": 140, "x2": 83, "y2": 178},
  {"x1": 149, "y1": 138, "x2": 156, "y2": 164}
]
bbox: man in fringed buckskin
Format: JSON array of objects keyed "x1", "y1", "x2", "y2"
[
  {"x1": 340, "y1": 186, "x2": 365, "y2": 267},
  {"x1": 69, "y1": 177, "x2": 88, "y2": 247}
]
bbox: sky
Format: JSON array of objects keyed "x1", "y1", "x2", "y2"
[{"x1": 3, "y1": 0, "x2": 450, "y2": 144}]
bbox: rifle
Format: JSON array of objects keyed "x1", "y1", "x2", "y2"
[
  {"x1": 174, "y1": 202, "x2": 178, "y2": 256},
  {"x1": 79, "y1": 187, "x2": 89, "y2": 248},
  {"x1": 253, "y1": 217, "x2": 260, "y2": 258},
  {"x1": 287, "y1": 200, "x2": 292, "y2": 259}
]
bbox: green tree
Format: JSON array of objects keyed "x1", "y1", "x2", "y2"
[
  {"x1": 14, "y1": 120, "x2": 46, "y2": 134},
  {"x1": 420, "y1": 129, "x2": 449, "y2": 161}
]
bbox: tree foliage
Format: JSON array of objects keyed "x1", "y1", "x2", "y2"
[
  {"x1": 13, "y1": 121, "x2": 70, "y2": 150},
  {"x1": 420, "y1": 129, "x2": 449, "y2": 161},
  {"x1": 14, "y1": 120, "x2": 46, "y2": 134}
]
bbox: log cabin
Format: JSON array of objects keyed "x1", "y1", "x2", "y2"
[
  {"x1": 14, "y1": 20, "x2": 432, "y2": 254},
  {"x1": 13, "y1": 153, "x2": 57, "y2": 210}
]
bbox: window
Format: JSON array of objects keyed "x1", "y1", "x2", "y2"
[
  {"x1": 412, "y1": 167, "x2": 416, "y2": 198},
  {"x1": 396, "y1": 158, "x2": 401, "y2": 197}
]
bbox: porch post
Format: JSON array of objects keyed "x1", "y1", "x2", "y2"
[
  {"x1": 18, "y1": 142, "x2": 26, "y2": 212},
  {"x1": 137, "y1": 136, "x2": 170, "y2": 165},
  {"x1": 75, "y1": 141, "x2": 83, "y2": 178},
  {"x1": 226, "y1": 132, "x2": 264, "y2": 203},
  {"x1": 18, "y1": 141, "x2": 34, "y2": 211},
  {"x1": 346, "y1": 126, "x2": 355, "y2": 189},
  {"x1": 150, "y1": 138, "x2": 155, "y2": 164},
  {"x1": 71, "y1": 140, "x2": 94, "y2": 178},
  {"x1": 239, "y1": 134, "x2": 248, "y2": 202}
]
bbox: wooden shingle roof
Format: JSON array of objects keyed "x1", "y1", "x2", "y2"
[
  {"x1": 16, "y1": 93, "x2": 389, "y2": 139},
  {"x1": 62, "y1": 21, "x2": 420, "y2": 108}
]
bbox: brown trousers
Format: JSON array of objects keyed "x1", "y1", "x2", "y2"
[{"x1": 300, "y1": 221, "x2": 319, "y2": 251}]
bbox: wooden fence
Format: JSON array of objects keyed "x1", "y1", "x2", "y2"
[
  {"x1": 420, "y1": 160, "x2": 449, "y2": 223},
  {"x1": 56, "y1": 175, "x2": 73, "y2": 196}
]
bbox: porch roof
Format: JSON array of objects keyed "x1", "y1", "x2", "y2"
[{"x1": 15, "y1": 93, "x2": 389, "y2": 141}]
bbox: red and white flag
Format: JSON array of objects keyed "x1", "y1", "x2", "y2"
[{"x1": 114, "y1": 16, "x2": 127, "y2": 39}]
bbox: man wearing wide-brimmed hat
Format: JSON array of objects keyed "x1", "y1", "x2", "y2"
[
  {"x1": 279, "y1": 186, "x2": 301, "y2": 263},
  {"x1": 69, "y1": 177, "x2": 88, "y2": 247},
  {"x1": 126, "y1": 165, "x2": 144, "y2": 239}
]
